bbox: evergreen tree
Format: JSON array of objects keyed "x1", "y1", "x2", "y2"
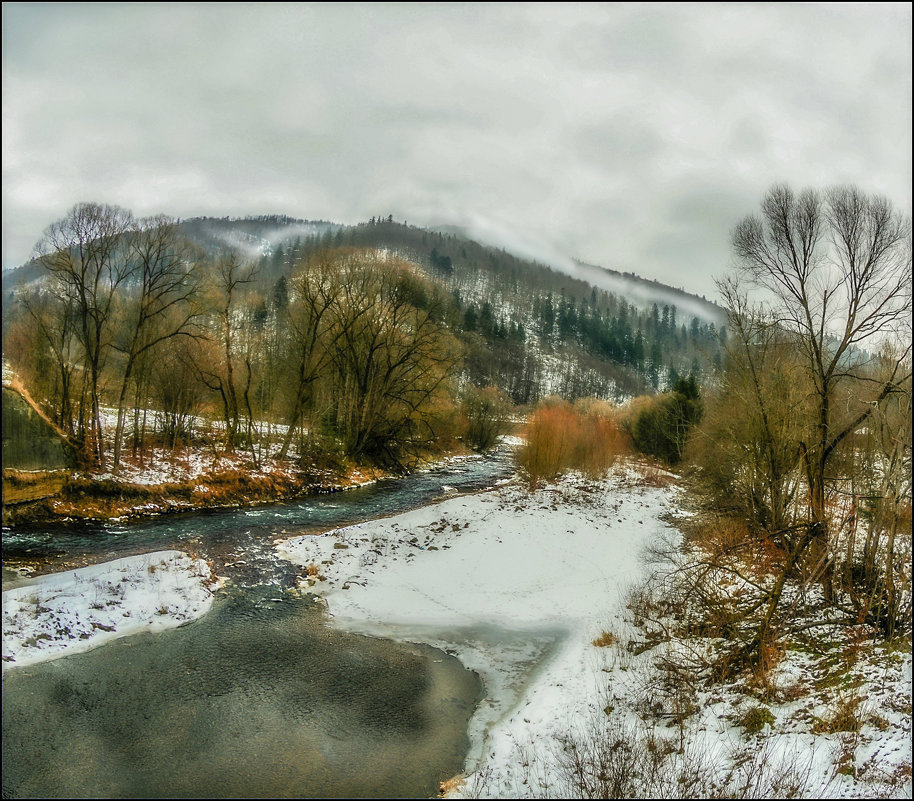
[
  {"x1": 631, "y1": 374, "x2": 703, "y2": 464},
  {"x1": 271, "y1": 275, "x2": 289, "y2": 312},
  {"x1": 540, "y1": 293, "x2": 555, "y2": 339},
  {"x1": 479, "y1": 301, "x2": 495, "y2": 338},
  {"x1": 648, "y1": 339, "x2": 663, "y2": 389}
]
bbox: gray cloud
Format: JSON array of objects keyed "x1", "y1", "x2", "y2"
[{"x1": 2, "y1": 2, "x2": 910, "y2": 300}]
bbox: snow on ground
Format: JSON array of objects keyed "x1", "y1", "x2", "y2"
[
  {"x1": 277, "y1": 464, "x2": 680, "y2": 794},
  {"x1": 575, "y1": 620, "x2": 913, "y2": 799},
  {"x1": 89, "y1": 446, "x2": 228, "y2": 485},
  {"x1": 2, "y1": 551, "x2": 216, "y2": 670},
  {"x1": 277, "y1": 464, "x2": 912, "y2": 799},
  {"x1": 88, "y1": 406, "x2": 299, "y2": 486},
  {"x1": 3, "y1": 457, "x2": 908, "y2": 797}
]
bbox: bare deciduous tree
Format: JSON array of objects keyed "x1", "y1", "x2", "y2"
[
  {"x1": 14, "y1": 288, "x2": 79, "y2": 435},
  {"x1": 694, "y1": 280, "x2": 807, "y2": 536},
  {"x1": 725, "y1": 184, "x2": 911, "y2": 657},
  {"x1": 196, "y1": 252, "x2": 258, "y2": 451},
  {"x1": 327, "y1": 251, "x2": 460, "y2": 467},
  {"x1": 36, "y1": 202, "x2": 134, "y2": 464},
  {"x1": 277, "y1": 250, "x2": 344, "y2": 460},
  {"x1": 110, "y1": 216, "x2": 203, "y2": 467}
]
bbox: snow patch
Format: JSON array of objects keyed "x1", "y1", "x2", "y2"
[{"x1": 2, "y1": 550, "x2": 216, "y2": 669}]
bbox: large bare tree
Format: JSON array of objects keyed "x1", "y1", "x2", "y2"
[
  {"x1": 110, "y1": 216, "x2": 203, "y2": 467},
  {"x1": 36, "y1": 202, "x2": 134, "y2": 464},
  {"x1": 327, "y1": 251, "x2": 460, "y2": 467},
  {"x1": 277, "y1": 250, "x2": 343, "y2": 460},
  {"x1": 728, "y1": 184, "x2": 911, "y2": 654},
  {"x1": 196, "y1": 251, "x2": 258, "y2": 451}
]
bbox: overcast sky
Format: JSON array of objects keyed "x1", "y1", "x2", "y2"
[{"x1": 2, "y1": 3, "x2": 911, "y2": 298}]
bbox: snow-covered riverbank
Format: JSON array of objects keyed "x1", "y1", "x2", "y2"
[
  {"x1": 3, "y1": 460, "x2": 909, "y2": 798},
  {"x1": 277, "y1": 464, "x2": 684, "y2": 793},
  {"x1": 277, "y1": 463, "x2": 912, "y2": 799},
  {"x1": 2, "y1": 550, "x2": 216, "y2": 669}
]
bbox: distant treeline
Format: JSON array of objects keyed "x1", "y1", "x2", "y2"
[{"x1": 240, "y1": 216, "x2": 728, "y2": 402}]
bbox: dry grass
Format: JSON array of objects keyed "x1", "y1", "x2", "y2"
[
  {"x1": 633, "y1": 461, "x2": 678, "y2": 488},
  {"x1": 592, "y1": 630, "x2": 617, "y2": 648},
  {"x1": 544, "y1": 710, "x2": 823, "y2": 799},
  {"x1": 813, "y1": 694, "x2": 865, "y2": 734},
  {"x1": 2, "y1": 470, "x2": 68, "y2": 504},
  {"x1": 704, "y1": 516, "x2": 755, "y2": 554},
  {"x1": 751, "y1": 639, "x2": 787, "y2": 693},
  {"x1": 4, "y1": 462, "x2": 347, "y2": 524},
  {"x1": 437, "y1": 775, "x2": 465, "y2": 797}
]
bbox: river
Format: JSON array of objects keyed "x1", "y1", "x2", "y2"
[{"x1": 2, "y1": 451, "x2": 515, "y2": 798}]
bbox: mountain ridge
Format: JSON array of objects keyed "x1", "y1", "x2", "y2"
[
  {"x1": 2, "y1": 212, "x2": 728, "y2": 404},
  {"x1": 2, "y1": 213, "x2": 724, "y2": 326}
]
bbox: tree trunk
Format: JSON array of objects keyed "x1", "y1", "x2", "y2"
[{"x1": 112, "y1": 359, "x2": 136, "y2": 469}]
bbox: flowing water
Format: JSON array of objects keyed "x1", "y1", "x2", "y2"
[
  {"x1": 2, "y1": 452, "x2": 515, "y2": 798},
  {"x1": 2, "y1": 451, "x2": 515, "y2": 587}
]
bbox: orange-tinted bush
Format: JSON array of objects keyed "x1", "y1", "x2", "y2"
[
  {"x1": 517, "y1": 403, "x2": 578, "y2": 484},
  {"x1": 518, "y1": 399, "x2": 625, "y2": 485},
  {"x1": 574, "y1": 412, "x2": 627, "y2": 479}
]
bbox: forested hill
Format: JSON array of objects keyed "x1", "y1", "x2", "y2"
[
  {"x1": 178, "y1": 215, "x2": 727, "y2": 402},
  {"x1": 2, "y1": 213, "x2": 728, "y2": 405}
]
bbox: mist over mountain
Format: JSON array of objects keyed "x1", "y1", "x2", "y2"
[
  {"x1": 570, "y1": 261, "x2": 725, "y2": 327},
  {"x1": 185, "y1": 214, "x2": 728, "y2": 401},
  {"x1": 428, "y1": 222, "x2": 726, "y2": 326},
  {"x1": 2, "y1": 212, "x2": 728, "y2": 404},
  {"x1": 175, "y1": 216, "x2": 340, "y2": 261}
]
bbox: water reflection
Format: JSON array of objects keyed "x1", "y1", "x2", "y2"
[{"x1": 2, "y1": 587, "x2": 482, "y2": 798}]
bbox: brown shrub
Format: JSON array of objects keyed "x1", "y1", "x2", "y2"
[
  {"x1": 517, "y1": 402, "x2": 580, "y2": 484},
  {"x1": 518, "y1": 399, "x2": 625, "y2": 485},
  {"x1": 575, "y1": 413, "x2": 627, "y2": 479},
  {"x1": 756, "y1": 533, "x2": 789, "y2": 577},
  {"x1": 708, "y1": 516, "x2": 753, "y2": 554}
]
